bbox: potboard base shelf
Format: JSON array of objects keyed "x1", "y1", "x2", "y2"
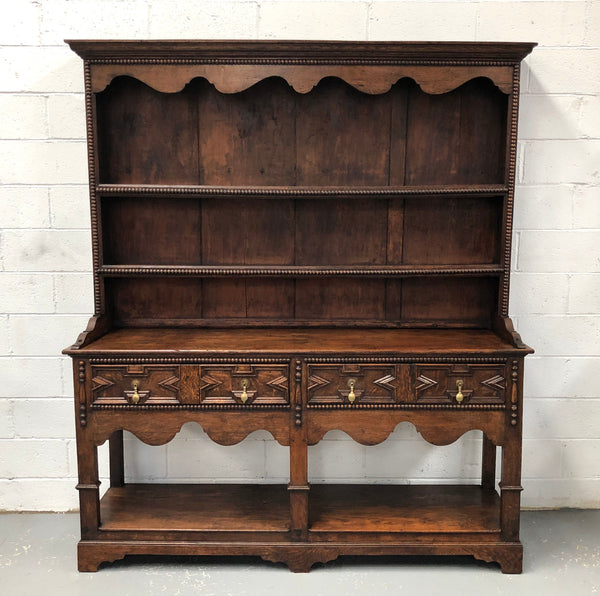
[{"x1": 79, "y1": 483, "x2": 521, "y2": 573}]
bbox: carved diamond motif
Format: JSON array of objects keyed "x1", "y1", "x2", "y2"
[
  {"x1": 416, "y1": 374, "x2": 438, "y2": 392},
  {"x1": 373, "y1": 374, "x2": 396, "y2": 392},
  {"x1": 481, "y1": 374, "x2": 505, "y2": 392},
  {"x1": 158, "y1": 375, "x2": 180, "y2": 393},
  {"x1": 91, "y1": 376, "x2": 114, "y2": 391},
  {"x1": 199, "y1": 374, "x2": 222, "y2": 392},
  {"x1": 308, "y1": 374, "x2": 331, "y2": 392},
  {"x1": 266, "y1": 375, "x2": 288, "y2": 393}
]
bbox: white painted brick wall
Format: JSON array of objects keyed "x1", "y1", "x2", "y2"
[
  {"x1": 0, "y1": 0, "x2": 598, "y2": 511},
  {"x1": 148, "y1": 1, "x2": 259, "y2": 38}
]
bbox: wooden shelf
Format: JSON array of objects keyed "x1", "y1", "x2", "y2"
[
  {"x1": 98, "y1": 483, "x2": 500, "y2": 535},
  {"x1": 100, "y1": 484, "x2": 289, "y2": 532},
  {"x1": 98, "y1": 264, "x2": 504, "y2": 278},
  {"x1": 69, "y1": 327, "x2": 520, "y2": 354},
  {"x1": 97, "y1": 184, "x2": 508, "y2": 198},
  {"x1": 310, "y1": 485, "x2": 501, "y2": 533}
]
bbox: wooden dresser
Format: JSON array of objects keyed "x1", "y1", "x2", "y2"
[{"x1": 64, "y1": 40, "x2": 535, "y2": 573}]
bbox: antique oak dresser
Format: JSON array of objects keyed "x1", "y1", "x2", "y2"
[{"x1": 64, "y1": 40, "x2": 535, "y2": 573}]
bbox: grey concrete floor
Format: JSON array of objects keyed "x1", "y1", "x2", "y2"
[{"x1": 0, "y1": 511, "x2": 599, "y2": 595}]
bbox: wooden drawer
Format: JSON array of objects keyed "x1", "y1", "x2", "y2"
[
  {"x1": 198, "y1": 364, "x2": 290, "y2": 406},
  {"x1": 307, "y1": 364, "x2": 401, "y2": 405},
  {"x1": 306, "y1": 362, "x2": 507, "y2": 407},
  {"x1": 412, "y1": 363, "x2": 506, "y2": 405},
  {"x1": 90, "y1": 363, "x2": 291, "y2": 407},
  {"x1": 91, "y1": 364, "x2": 181, "y2": 405}
]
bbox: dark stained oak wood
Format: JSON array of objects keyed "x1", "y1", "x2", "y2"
[
  {"x1": 309, "y1": 485, "x2": 500, "y2": 533},
  {"x1": 65, "y1": 39, "x2": 535, "y2": 574},
  {"x1": 67, "y1": 40, "x2": 537, "y2": 62},
  {"x1": 96, "y1": 76, "x2": 199, "y2": 185},
  {"x1": 102, "y1": 196, "x2": 202, "y2": 265},
  {"x1": 101, "y1": 484, "x2": 290, "y2": 532},
  {"x1": 67, "y1": 327, "x2": 525, "y2": 355},
  {"x1": 197, "y1": 78, "x2": 296, "y2": 186},
  {"x1": 98, "y1": 483, "x2": 500, "y2": 534},
  {"x1": 295, "y1": 78, "x2": 392, "y2": 185}
]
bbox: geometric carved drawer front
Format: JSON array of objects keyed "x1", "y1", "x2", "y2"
[
  {"x1": 90, "y1": 364, "x2": 181, "y2": 406},
  {"x1": 412, "y1": 363, "x2": 506, "y2": 406},
  {"x1": 307, "y1": 364, "x2": 404, "y2": 405},
  {"x1": 199, "y1": 364, "x2": 290, "y2": 406}
]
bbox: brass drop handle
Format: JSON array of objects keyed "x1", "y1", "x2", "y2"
[
  {"x1": 455, "y1": 379, "x2": 464, "y2": 404},
  {"x1": 240, "y1": 379, "x2": 249, "y2": 404},
  {"x1": 348, "y1": 379, "x2": 356, "y2": 403},
  {"x1": 131, "y1": 380, "x2": 141, "y2": 404}
]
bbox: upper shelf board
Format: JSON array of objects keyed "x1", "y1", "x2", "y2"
[{"x1": 67, "y1": 40, "x2": 536, "y2": 96}]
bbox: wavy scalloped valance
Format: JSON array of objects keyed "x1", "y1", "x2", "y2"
[{"x1": 90, "y1": 63, "x2": 514, "y2": 95}]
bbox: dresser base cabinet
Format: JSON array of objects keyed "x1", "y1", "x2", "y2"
[{"x1": 65, "y1": 40, "x2": 535, "y2": 573}]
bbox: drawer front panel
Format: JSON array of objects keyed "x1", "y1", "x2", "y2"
[
  {"x1": 307, "y1": 364, "x2": 402, "y2": 405},
  {"x1": 199, "y1": 364, "x2": 290, "y2": 406},
  {"x1": 412, "y1": 363, "x2": 506, "y2": 405},
  {"x1": 91, "y1": 364, "x2": 181, "y2": 405}
]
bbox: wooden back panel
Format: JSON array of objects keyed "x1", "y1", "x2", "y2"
[{"x1": 96, "y1": 76, "x2": 506, "y2": 187}]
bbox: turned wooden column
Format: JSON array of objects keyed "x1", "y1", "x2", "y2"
[
  {"x1": 289, "y1": 359, "x2": 309, "y2": 539},
  {"x1": 500, "y1": 359, "x2": 524, "y2": 542}
]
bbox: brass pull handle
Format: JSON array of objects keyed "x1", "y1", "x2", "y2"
[
  {"x1": 131, "y1": 380, "x2": 141, "y2": 404},
  {"x1": 455, "y1": 379, "x2": 464, "y2": 403},
  {"x1": 240, "y1": 379, "x2": 249, "y2": 404},
  {"x1": 348, "y1": 379, "x2": 356, "y2": 403}
]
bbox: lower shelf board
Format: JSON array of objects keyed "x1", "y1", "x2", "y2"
[
  {"x1": 100, "y1": 484, "x2": 290, "y2": 532},
  {"x1": 99, "y1": 483, "x2": 501, "y2": 535},
  {"x1": 309, "y1": 484, "x2": 501, "y2": 533}
]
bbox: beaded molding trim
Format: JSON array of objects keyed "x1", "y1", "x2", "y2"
[
  {"x1": 78, "y1": 360, "x2": 87, "y2": 427},
  {"x1": 87, "y1": 356, "x2": 509, "y2": 364},
  {"x1": 97, "y1": 184, "x2": 508, "y2": 197},
  {"x1": 294, "y1": 360, "x2": 303, "y2": 427},
  {"x1": 305, "y1": 356, "x2": 509, "y2": 363},
  {"x1": 306, "y1": 403, "x2": 506, "y2": 410},
  {"x1": 501, "y1": 65, "x2": 521, "y2": 317},
  {"x1": 510, "y1": 359, "x2": 520, "y2": 426},
  {"x1": 89, "y1": 357, "x2": 292, "y2": 364},
  {"x1": 91, "y1": 403, "x2": 291, "y2": 411},
  {"x1": 98, "y1": 265, "x2": 504, "y2": 278},
  {"x1": 88, "y1": 58, "x2": 516, "y2": 67},
  {"x1": 84, "y1": 63, "x2": 102, "y2": 314}
]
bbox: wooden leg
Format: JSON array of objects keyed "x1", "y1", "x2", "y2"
[
  {"x1": 78, "y1": 542, "x2": 127, "y2": 572},
  {"x1": 499, "y1": 439, "x2": 523, "y2": 542},
  {"x1": 289, "y1": 360, "x2": 309, "y2": 539},
  {"x1": 76, "y1": 435, "x2": 101, "y2": 538},
  {"x1": 481, "y1": 434, "x2": 496, "y2": 490},
  {"x1": 289, "y1": 434, "x2": 309, "y2": 539},
  {"x1": 473, "y1": 543, "x2": 523, "y2": 574},
  {"x1": 109, "y1": 430, "x2": 125, "y2": 487}
]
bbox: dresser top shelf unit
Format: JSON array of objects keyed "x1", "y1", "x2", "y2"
[{"x1": 67, "y1": 39, "x2": 536, "y2": 345}]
